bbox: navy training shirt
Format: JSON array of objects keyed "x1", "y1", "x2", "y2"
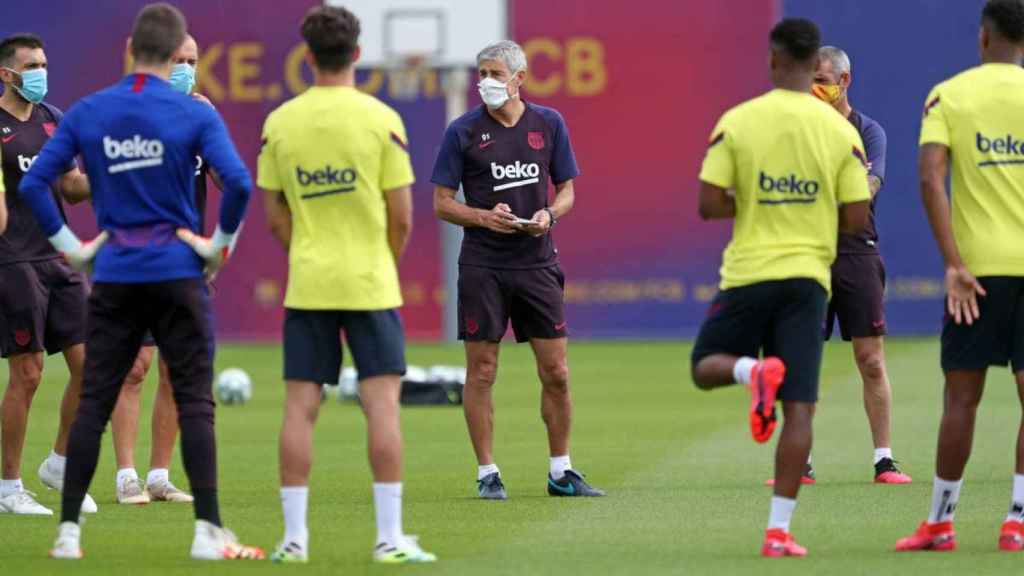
[
  {"x1": 839, "y1": 109, "x2": 887, "y2": 254},
  {"x1": 431, "y1": 101, "x2": 579, "y2": 269},
  {"x1": 19, "y1": 74, "x2": 251, "y2": 283}
]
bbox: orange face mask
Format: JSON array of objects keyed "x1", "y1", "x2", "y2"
[{"x1": 812, "y1": 83, "x2": 842, "y2": 104}]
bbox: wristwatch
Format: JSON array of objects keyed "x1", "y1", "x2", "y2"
[{"x1": 543, "y1": 207, "x2": 557, "y2": 228}]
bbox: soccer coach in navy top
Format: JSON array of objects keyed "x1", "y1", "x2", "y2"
[
  {"x1": 432, "y1": 40, "x2": 603, "y2": 500},
  {"x1": 19, "y1": 3, "x2": 262, "y2": 561}
]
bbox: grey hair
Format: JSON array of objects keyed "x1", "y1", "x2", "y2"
[
  {"x1": 819, "y1": 45, "x2": 851, "y2": 75},
  {"x1": 476, "y1": 40, "x2": 527, "y2": 73}
]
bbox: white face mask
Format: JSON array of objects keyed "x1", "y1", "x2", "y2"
[{"x1": 478, "y1": 77, "x2": 511, "y2": 109}]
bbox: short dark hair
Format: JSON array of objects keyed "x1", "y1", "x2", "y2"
[
  {"x1": 301, "y1": 6, "x2": 361, "y2": 72},
  {"x1": 0, "y1": 34, "x2": 44, "y2": 68},
  {"x1": 130, "y1": 3, "x2": 187, "y2": 65},
  {"x1": 984, "y1": 0, "x2": 1024, "y2": 43},
  {"x1": 770, "y1": 18, "x2": 821, "y2": 63}
]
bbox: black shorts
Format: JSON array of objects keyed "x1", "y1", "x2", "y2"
[
  {"x1": 0, "y1": 259, "x2": 88, "y2": 357},
  {"x1": 691, "y1": 278, "x2": 828, "y2": 403},
  {"x1": 941, "y1": 276, "x2": 1024, "y2": 372},
  {"x1": 826, "y1": 253, "x2": 887, "y2": 341},
  {"x1": 458, "y1": 265, "x2": 567, "y2": 343},
  {"x1": 283, "y1": 308, "x2": 406, "y2": 384}
]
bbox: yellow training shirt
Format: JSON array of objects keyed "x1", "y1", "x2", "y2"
[
  {"x1": 258, "y1": 86, "x2": 414, "y2": 310},
  {"x1": 920, "y1": 63, "x2": 1024, "y2": 277},
  {"x1": 699, "y1": 89, "x2": 870, "y2": 294}
]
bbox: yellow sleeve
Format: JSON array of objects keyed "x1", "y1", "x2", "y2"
[
  {"x1": 698, "y1": 115, "x2": 735, "y2": 189},
  {"x1": 919, "y1": 85, "x2": 950, "y2": 147},
  {"x1": 380, "y1": 109, "x2": 415, "y2": 192},
  {"x1": 838, "y1": 135, "x2": 871, "y2": 204},
  {"x1": 256, "y1": 113, "x2": 282, "y2": 191}
]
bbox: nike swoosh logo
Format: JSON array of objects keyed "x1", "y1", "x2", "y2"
[
  {"x1": 548, "y1": 478, "x2": 575, "y2": 495},
  {"x1": 872, "y1": 320, "x2": 885, "y2": 328},
  {"x1": 554, "y1": 322, "x2": 567, "y2": 331},
  {"x1": 1, "y1": 134, "x2": 16, "y2": 143},
  {"x1": 479, "y1": 140, "x2": 496, "y2": 149}
]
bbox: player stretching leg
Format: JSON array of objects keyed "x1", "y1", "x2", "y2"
[
  {"x1": 20, "y1": 3, "x2": 260, "y2": 559},
  {"x1": 0, "y1": 33, "x2": 98, "y2": 516},
  {"x1": 432, "y1": 40, "x2": 603, "y2": 501},
  {"x1": 896, "y1": 0, "x2": 1024, "y2": 553},
  {"x1": 691, "y1": 19, "x2": 870, "y2": 557},
  {"x1": 109, "y1": 34, "x2": 214, "y2": 506},
  {"x1": 260, "y1": 6, "x2": 434, "y2": 564}
]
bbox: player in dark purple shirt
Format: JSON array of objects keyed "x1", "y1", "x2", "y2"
[
  {"x1": 813, "y1": 45, "x2": 911, "y2": 484},
  {"x1": 432, "y1": 40, "x2": 603, "y2": 500},
  {"x1": 0, "y1": 33, "x2": 99, "y2": 516}
]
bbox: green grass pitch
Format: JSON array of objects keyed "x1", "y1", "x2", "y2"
[{"x1": 3, "y1": 339, "x2": 1024, "y2": 575}]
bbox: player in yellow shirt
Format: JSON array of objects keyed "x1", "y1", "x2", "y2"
[
  {"x1": 896, "y1": 0, "x2": 1024, "y2": 553},
  {"x1": 258, "y1": 6, "x2": 435, "y2": 565},
  {"x1": 691, "y1": 18, "x2": 870, "y2": 557}
]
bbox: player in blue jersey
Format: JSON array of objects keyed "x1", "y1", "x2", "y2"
[
  {"x1": 432, "y1": 40, "x2": 603, "y2": 500},
  {"x1": 18, "y1": 3, "x2": 260, "y2": 560}
]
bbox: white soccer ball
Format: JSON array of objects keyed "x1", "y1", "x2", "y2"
[{"x1": 216, "y1": 368, "x2": 252, "y2": 405}]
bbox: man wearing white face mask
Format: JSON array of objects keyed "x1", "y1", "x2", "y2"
[{"x1": 432, "y1": 40, "x2": 603, "y2": 500}]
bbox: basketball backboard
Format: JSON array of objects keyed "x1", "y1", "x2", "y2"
[{"x1": 327, "y1": 0, "x2": 508, "y2": 68}]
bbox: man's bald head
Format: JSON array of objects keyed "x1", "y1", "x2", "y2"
[{"x1": 172, "y1": 34, "x2": 198, "y2": 67}]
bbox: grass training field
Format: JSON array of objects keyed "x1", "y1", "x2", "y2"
[{"x1": 3, "y1": 338, "x2": 1024, "y2": 575}]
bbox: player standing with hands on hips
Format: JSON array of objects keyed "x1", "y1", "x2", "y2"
[
  {"x1": 18, "y1": 3, "x2": 261, "y2": 560},
  {"x1": 432, "y1": 40, "x2": 604, "y2": 500}
]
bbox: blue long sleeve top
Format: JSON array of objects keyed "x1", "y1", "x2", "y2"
[{"x1": 18, "y1": 73, "x2": 251, "y2": 283}]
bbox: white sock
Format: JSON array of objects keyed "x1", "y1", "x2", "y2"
[
  {"x1": 146, "y1": 468, "x2": 169, "y2": 487},
  {"x1": 767, "y1": 496, "x2": 797, "y2": 532},
  {"x1": 550, "y1": 455, "x2": 572, "y2": 480},
  {"x1": 733, "y1": 357, "x2": 758, "y2": 386},
  {"x1": 928, "y1": 476, "x2": 963, "y2": 523},
  {"x1": 373, "y1": 483, "x2": 403, "y2": 545},
  {"x1": 1007, "y1": 474, "x2": 1024, "y2": 522},
  {"x1": 477, "y1": 463, "x2": 500, "y2": 481},
  {"x1": 874, "y1": 447, "x2": 893, "y2": 465},
  {"x1": 48, "y1": 450, "x2": 67, "y2": 469},
  {"x1": 280, "y1": 486, "x2": 309, "y2": 550},
  {"x1": 116, "y1": 468, "x2": 139, "y2": 487},
  {"x1": 0, "y1": 478, "x2": 24, "y2": 496}
]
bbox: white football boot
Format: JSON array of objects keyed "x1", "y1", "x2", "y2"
[
  {"x1": 190, "y1": 520, "x2": 265, "y2": 560},
  {"x1": 50, "y1": 522, "x2": 83, "y2": 559},
  {"x1": 38, "y1": 458, "x2": 98, "y2": 514},
  {"x1": 116, "y1": 475, "x2": 151, "y2": 505},
  {"x1": 0, "y1": 489, "x2": 53, "y2": 515}
]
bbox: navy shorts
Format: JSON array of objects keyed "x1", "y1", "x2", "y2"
[
  {"x1": 0, "y1": 259, "x2": 88, "y2": 357},
  {"x1": 458, "y1": 265, "x2": 567, "y2": 343},
  {"x1": 691, "y1": 278, "x2": 828, "y2": 403},
  {"x1": 942, "y1": 276, "x2": 1024, "y2": 372},
  {"x1": 283, "y1": 308, "x2": 406, "y2": 384},
  {"x1": 826, "y1": 253, "x2": 887, "y2": 341}
]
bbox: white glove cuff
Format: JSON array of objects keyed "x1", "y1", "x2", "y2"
[
  {"x1": 49, "y1": 225, "x2": 82, "y2": 254},
  {"x1": 210, "y1": 225, "x2": 237, "y2": 251}
]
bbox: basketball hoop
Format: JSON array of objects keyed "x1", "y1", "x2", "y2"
[{"x1": 387, "y1": 54, "x2": 430, "y2": 101}]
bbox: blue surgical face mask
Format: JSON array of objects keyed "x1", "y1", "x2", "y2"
[
  {"x1": 4, "y1": 67, "x2": 47, "y2": 104},
  {"x1": 169, "y1": 63, "x2": 196, "y2": 95}
]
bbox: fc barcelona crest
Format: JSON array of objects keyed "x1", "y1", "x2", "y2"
[
  {"x1": 42, "y1": 122, "x2": 56, "y2": 137},
  {"x1": 528, "y1": 131, "x2": 544, "y2": 150}
]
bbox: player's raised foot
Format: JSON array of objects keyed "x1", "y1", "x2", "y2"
[
  {"x1": 749, "y1": 357, "x2": 785, "y2": 443},
  {"x1": 895, "y1": 521, "x2": 956, "y2": 552},
  {"x1": 117, "y1": 476, "x2": 151, "y2": 505},
  {"x1": 874, "y1": 458, "x2": 912, "y2": 484},
  {"x1": 270, "y1": 541, "x2": 308, "y2": 563},
  {"x1": 0, "y1": 490, "x2": 53, "y2": 515},
  {"x1": 190, "y1": 520, "x2": 265, "y2": 560},
  {"x1": 761, "y1": 528, "x2": 807, "y2": 558},
  {"x1": 547, "y1": 469, "x2": 606, "y2": 497},
  {"x1": 477, "y1": 472, "x2": 508, "y2": 500},
  {"x1": 766, "y1": 462, "x2": 816, "y2": 486},
  {"x1": 999, "y1": 520, "x2": 1024, "y2": 551},
  {"x1": 38, "y1": 459, "x2": 99, "y2": 514},
  {"x1": 146, "y1": 479, "x2": 194, "y2": 503},
  {"x1": 373, "y1": 535, "x2": 437, "y2": 564},
  {"x1": 50, "y1": 522, "x2": 83, "y2": 559}
]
